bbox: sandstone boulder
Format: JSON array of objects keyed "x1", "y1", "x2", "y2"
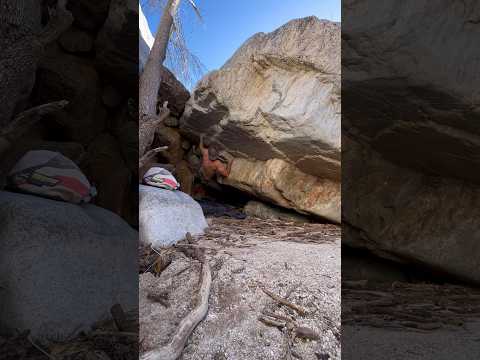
[
  {"x1": 0, "y1": 191, "x2": 137, "y2": 340},
  {"x1": 181, "y1": 17, "x2": 340, "y2": 221},
  {"x1": 343, "y1": 0, "x2": 480, "y2": 183},
  {"x1": 343, "y1": 136, "x2": 480, "y2": 284},
  {"x1": 342, "y1": 0, "x2": 480, "y2": 283},
  {"x1": 139, "y1": 185, "x2": 208, "y2": 247},
  {"x1": 221, "y1": 158, "x2": 340, "y2": 223}
]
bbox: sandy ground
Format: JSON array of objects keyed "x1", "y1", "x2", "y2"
[
  {"x1": 342, "y1": 281, "x2": 480, "y2": 359},
  {"x1": 343, "y1": 321, "x2": 480, "y2": 360},
  {"x1": 140, "y1": 217, "x2": 341, "y2": 360}
]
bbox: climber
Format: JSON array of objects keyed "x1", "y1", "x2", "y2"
[{"x1": 198, "y1": 135, "x2": 232, "y2": 180}]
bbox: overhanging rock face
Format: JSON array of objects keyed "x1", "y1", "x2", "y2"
[
  {"x1": 343, "y1": 0, "x2": 480, "y2": 283},
  {"x1": 181, "y1": 17, "x2": 341, "y2": 222}
]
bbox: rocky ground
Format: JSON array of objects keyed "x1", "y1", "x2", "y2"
[{"x1": 139, "y1": 217, "x2": 341, "y2": 360}]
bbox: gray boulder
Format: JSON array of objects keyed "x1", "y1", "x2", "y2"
[
  {"x1": 0, "y1": 191, "x2": 138, "y2": 341},
  {"x1": 139, "y1": 185, "x2": 208, "y2": 247}
]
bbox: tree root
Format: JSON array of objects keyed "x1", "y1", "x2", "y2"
[
  {"x1": 139, "y1": 146, "x2": 169, "y2": 170},
  {"x1": 141, "y1": 248, "x2": 212, "y2": 360}
]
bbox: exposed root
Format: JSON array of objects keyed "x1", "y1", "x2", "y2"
[{"x1": 141, "y1": 247, "x2": 212, "y2": 360}]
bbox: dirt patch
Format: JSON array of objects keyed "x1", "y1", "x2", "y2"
[{"x1": 139, "y1": 217, "x2": 341, "y2": 359}]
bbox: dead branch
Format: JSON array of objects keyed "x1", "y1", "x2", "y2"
[
  {"x1": 141, "y1": 243, "x2": 211, "y2": 360},
  {"x1": 262, "y1": 310, "x2": 296, "y2": 324},
  {"x1": 139, "y1": 146, "x2": 169, "y2": 169},
  {"x1": 258, "y1": 315, "x2": 286, "y2": 328},
  {"x1": 260, "y1": 286, "x2": 307, "y2": 316},
  {"x1": 1, "y1": 100, "x2": 69, "y2": 140}
]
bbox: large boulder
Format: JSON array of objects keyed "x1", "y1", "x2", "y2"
[
  {"x1": 343, "y1": 0, "x2": 480, "y2": 183},
  {"x1": 139, "y1": 185, "x2": 208, "y2": 247},
  {"x1": 158, "y1": 66, "x2": 190, "y2": 118},
  {"x1": 343, "y1": 136, "x2": 480, "y2": 284},
  {"x1": 221, "y1": 158, "x2": 340, "y2": 223},
  {"x1": 342, "y1": 0, "x2": 480, "y2": 283},
  {"x1": 0, "y1": 191, "x2": 137, "y2": 340},
  {"x1": 180, "y1": 17, "x2": 340, "y2": 221}
]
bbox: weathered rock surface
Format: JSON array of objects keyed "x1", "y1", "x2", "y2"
[
  {"x1": 95, "y1": 0, "x2": 138, "y2": 90},
  {"x1": 139, "y1": 185, "x2": 208, "y2": 247},
  {"x1": 181, "y1": 17, "x2": 340, "y2": 220},
  {"x1": 343, "y1": 136, "x2": 480, "y2": 284},
  {"x1": 68, "y1": 0, "x2": 111, "y2": 31},
  {"x1": 342, "y1": 0, "x2": 480, "y2": 283},
  {"x1": 85, "y1": 133, "x2": 131, "y2": 216},
  {"x1": 244, "y1": 200, "x2": 312, "y2": 223},
  {"x1": 58, "y1": 26, "x2": 94, "y2": 53},
  {"x1": 158, "y1": 66, "x2": 190, "y2": 118},
  {"x1": 0, "y1": 191, "x2": 137, "y2": 340},
  {"x1": 34, "y1": 44, "x2": 106, "y2": 144},
  {"x1": 343, "y1": 0, "x2": 480, "y2": 183},
  {"x1": 220, "y1": 158, "x2": 340, "y2": 223}
]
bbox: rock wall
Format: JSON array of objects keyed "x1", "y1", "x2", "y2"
[
  {"x1": 343, "y1": 0, "x2": 480, "y2": 283},
  {"x1": 3, "y1": 0, "x2": 138, "y2": 226},
  {"x1": 180, "y1": 17, "x2": 341, "y2": 222}
]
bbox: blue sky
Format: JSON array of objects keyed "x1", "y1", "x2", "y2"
[{"x1": 142, "y1": 0, "x2": 340, "y2": 86}]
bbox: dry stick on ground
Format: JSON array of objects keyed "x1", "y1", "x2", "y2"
[
  {"x1": 141, "y1": 245, "x2": 212, "y2": 360},
  {"x1": 260, "y1": 286, "x2": 307, "y2": 316}
]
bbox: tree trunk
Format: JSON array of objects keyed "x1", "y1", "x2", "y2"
[
  {"x1": 138, "y1": 0, "x2": 180, "y2": 158},
  {"x1": 139, "y1": 0, "x2": 180, "y2": 117}
]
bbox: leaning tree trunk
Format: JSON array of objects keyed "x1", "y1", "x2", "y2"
[{"x1": 138, "y1": 0, "x2": 180, "y2": 163}]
